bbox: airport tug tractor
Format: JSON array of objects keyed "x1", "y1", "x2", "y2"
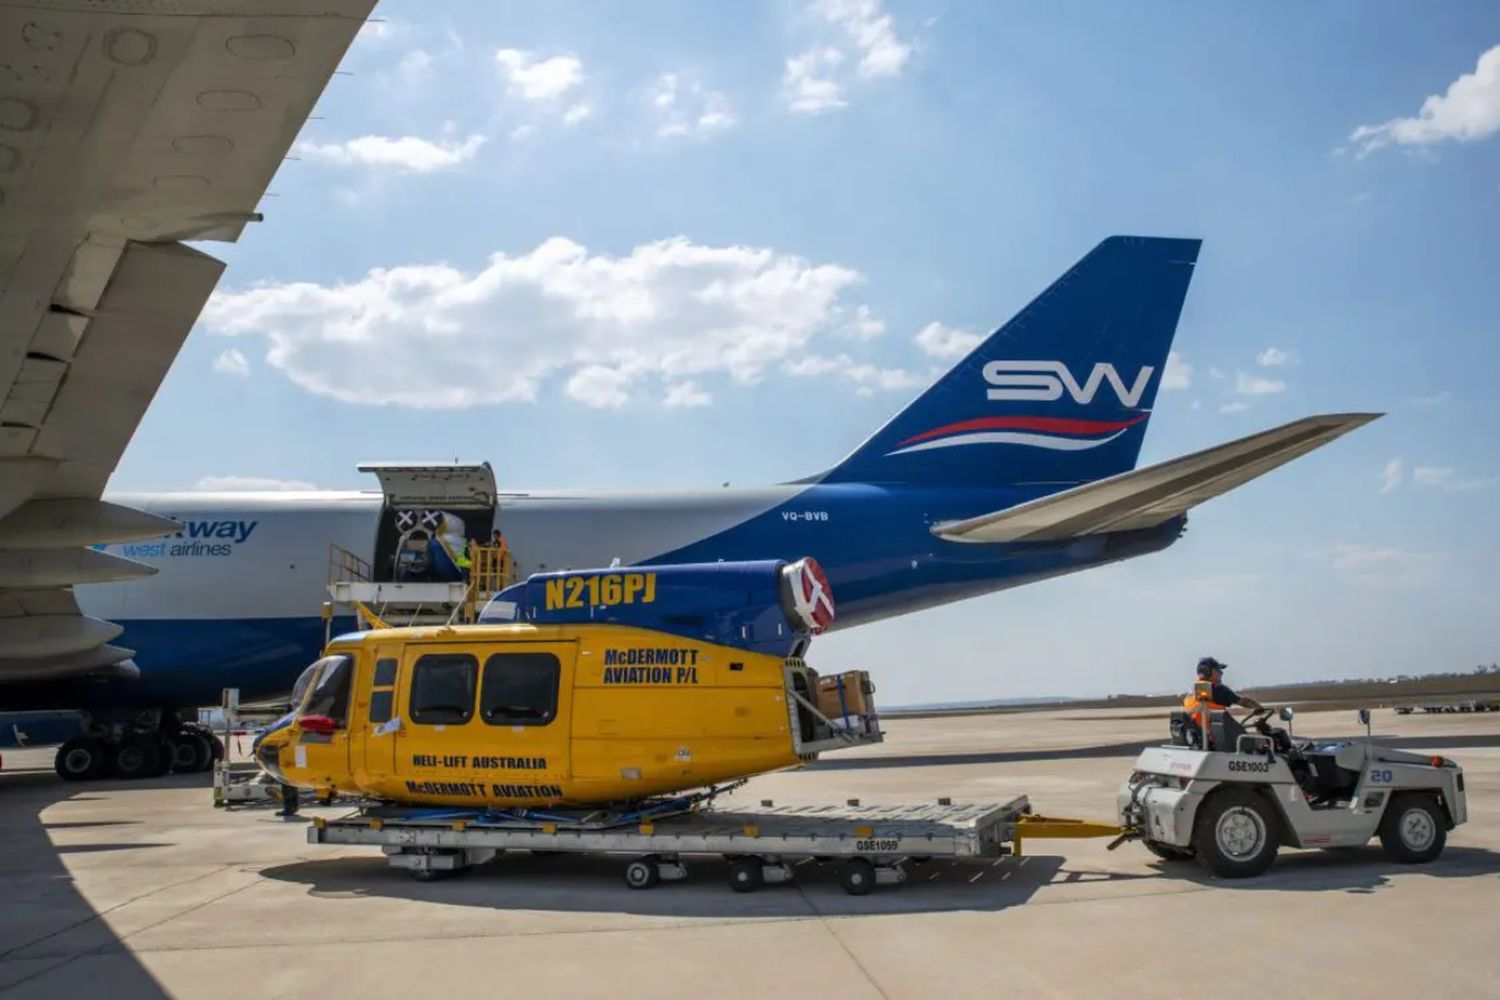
[
  {"x1": 256, "y1": 557, "x2": 883, "y2": 805},
  {"x1": 1119, "y1": 694, "x2": 1468, "y2": 878}
]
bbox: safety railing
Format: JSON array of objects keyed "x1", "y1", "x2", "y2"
[
  {"x1": 457, "y1": 542, "x2": 516, "y2": 623},
  {"x1": 327, "y1": 542, "x2": 373, "y2": 586}
]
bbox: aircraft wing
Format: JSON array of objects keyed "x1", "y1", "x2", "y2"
[
  {"x1": 0, "y1": 0, "x2": 374, "y2": 683},
  {"x1": 932, "y1": 413, "x2": 1381, "y2": 544}
]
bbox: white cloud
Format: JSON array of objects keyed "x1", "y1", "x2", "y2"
[
  {"x1": 652, "y1": 73, "x2": 736, "y2": 139},
  {"x1": 1218, "y1": 400, "x2": 1250, "y2": 414},
  {"x1": 1413, "y1": 465, "x2": 1497, "y2": 492},
  {"x1": 1234, "y1": 371, "x2": 1287, "y2": 396},
  {"x1": 1408, "y1": 391, "x2": 1451, "y2": 407},
  {"x1": 783, "y1": 47, "x2": 847, "y2": 114},
  {"x1": 193, "y1": 476, "x2": 317, "y2": 492},
  {"x1": 1208, "y1": 366, "x2": 1226, "y2": 380},
  {"x1": 212, "y1": 348, "x2": 249, "y2": 377},
  {"x1": 1321, "y1": 543, "x2": 1438, "y2": 587},
  {"x1": 786, "y1": 353, "x2": 920, "y2": 391},
  {"x1": 566, "y1": 365, "x2": 630, "y2": 409},
  {"x1": 396, "y1": 48, "x2": 433, "y2": 85},
  {"x1": 842, "y1": 305, "x2": 884, "y2": 340},
  {"x1": 813, "y1": 0, "x2": 912, "y2": 79},
  {"x1": 782, "y1": 1, "x2": 910, "y2": 115},
  {"x1": 1380, "y1": 458, "x2": 1404, "y2": 494},
  {"x1": 202, "y1": 236, "x2": 870, "y2": 410},
  {"x1": 1161, "y1": 350, "x2": 1192, "y2": 390},
  {"x1": 562, "y1": 103, "x2": 593, "y2": 127},
  {"x1": 663, "y1": 381, "x2": 712, "y2": 408},
  {"x1": 356, "y1": 19, "x2": 403, "y2": 46},
  {"x1": 1351, "y1": 45, "x2": 1500, "y2": 156},
  {"x1": 785, "y1": 355, "x2": 841, "y2": 377},
  {"x1": 495, "y1": 49, "x2": 585, "y2": 101},
  {"x1": 1255, "y1": 346, "x2": 1299, "y2": 367},
  {"x1": 1328, "y1": 544, "x2": 1412, "y2": 572},
  {"x1": 297, "y1": 133, "x2": 486, "y2": 173},
  {"x1": 913, "y1": 321, "x2": 981, "y2": 360}
]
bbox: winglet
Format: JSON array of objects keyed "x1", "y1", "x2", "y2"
[{"x1": 934, "y1": 412, "x2": 1381, "y2": 543}]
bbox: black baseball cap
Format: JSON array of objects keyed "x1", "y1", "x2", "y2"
[{"x1": 1197, "y1": 656, "x2": 1227, "y2": 678}]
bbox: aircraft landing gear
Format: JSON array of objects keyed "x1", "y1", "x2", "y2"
[
  {"x1": 54, "y1": 737, "x2": 110, "y2": 781},
  {"x1": 167, "y1": 729, "x2": 217, "y2": 774},
  {"x1": 109, "y1": 734, "x2": 169, "y2": 779},
  {"x1": 53, "y1": 711, "x2": 223, "y2": 782}
]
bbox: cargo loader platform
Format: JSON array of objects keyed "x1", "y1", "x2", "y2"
[{"x1": 308, "y1": 795, "x2": 1073, "y2": 894}]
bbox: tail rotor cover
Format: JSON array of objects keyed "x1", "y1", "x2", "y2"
[{"x1": 782, "y1": 557, "x2": 835, "y2": 633}]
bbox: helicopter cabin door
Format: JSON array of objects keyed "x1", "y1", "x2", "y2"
[
  {"x1": 356, "y1": 642, "x2": 405, "y2": 783},
  {"x1": 393, "y1": 640, "x2": 576, "y2": 803}
]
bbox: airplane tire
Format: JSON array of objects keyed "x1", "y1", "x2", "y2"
[
  {"x1": 110, "y1": 735, "x2": 165, "y2": 780},
  {"x1": 841, "y1": 858, "x2": 875, "y2": 896},
  {"x1": 1379, "y1": 793, "x2": 1446, "y2": 864},
  {"x1": 168, "y1": 732, "x2": 210, "y2": 774},
  {"x1": 727, "y1": 858, "x2": 763, "y2": 893},
  {"x1": 1193, "y1": 789, "x2": 1279, "y2": 878},
  {"x1": 55, "y1": 738, "x2": 109, "y2": 781}
]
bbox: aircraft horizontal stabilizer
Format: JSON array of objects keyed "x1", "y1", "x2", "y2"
[{"x1": 932, "y1": 413, "x2": 1381, "y2": 543}]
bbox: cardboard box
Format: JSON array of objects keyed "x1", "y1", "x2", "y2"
[{"x1": 817, "y1": 670, "x2": 875, "y2": 719}]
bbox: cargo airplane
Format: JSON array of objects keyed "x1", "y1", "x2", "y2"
[{"x1": 3, "y1": 228, "x2": 1378, "y2": 788}]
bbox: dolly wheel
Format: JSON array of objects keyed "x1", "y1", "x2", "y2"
[
  {"x1": 841, "y1": 858, "x2": 875, "y2": 896},
  {"x1": 728, "y1": 858, "x2": 763, "y2": 893},
  {"x1": 625, "y1": 858, "x2": 661, "y2": 890},
  {"x1": 1379, "y1": 793, "x2": 1446, "y2": 864}
]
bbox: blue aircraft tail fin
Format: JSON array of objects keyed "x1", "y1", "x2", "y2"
[{"x1": 820, "y1": 235, "x2": 1201, "y2": 488}]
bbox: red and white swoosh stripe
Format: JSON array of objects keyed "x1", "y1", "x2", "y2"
[{"x1": 884, "y1": 414, "x2": 1147, "y2": 457}]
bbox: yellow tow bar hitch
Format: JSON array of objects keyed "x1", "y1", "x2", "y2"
[{"x1": 1011, "y1": 814, "x2": 1130, "y2": 857}]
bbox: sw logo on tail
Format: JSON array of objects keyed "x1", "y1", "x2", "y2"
[
  {"x1": 982, "y1": 360, "x2": 1155, "y2": 407},
  {"x1": 821, "y1": 235, "x2": 1200, "y2": 487}
]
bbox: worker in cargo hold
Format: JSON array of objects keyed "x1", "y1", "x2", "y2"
[{"x1": 1182, "y1": 656, "x2": 1264, "y2": 737}]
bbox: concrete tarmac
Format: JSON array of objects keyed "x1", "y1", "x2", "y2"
[{"x1": 1, "y1": 706, "x2": 1496, "y2": 999}]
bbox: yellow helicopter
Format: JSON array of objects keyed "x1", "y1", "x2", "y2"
[{"x1": 255, "y1": 558, "x2": 881, "y2": 808}]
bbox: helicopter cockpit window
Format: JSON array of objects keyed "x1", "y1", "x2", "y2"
[
  {"x1": 480, "y1": 652, "x2": 559, "y2": 726},
  {"x1": 410, "y1": 653, "x2": 478, "y2": 725},
  {"x1": 304, "y1": 654, "x2": 354, "y2": 726},
  {"x1": 289, "y1": 660, "x2": 322, "y2": 710}
]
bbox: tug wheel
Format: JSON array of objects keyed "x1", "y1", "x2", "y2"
[
  {"x1": 840, "y1": 858, "x2": 875, "y2": 896},
  {"x1": 728, "y1": 858, "x2": 763, "y2": 893},
  {"x1": 1379, "y1": 793, "x2": 1446, "y2": 864},
  {"x1": 1193, "y1": 789, "x2": 1279, "y2": 878},
  {"x1": 624, "y1": 858, "x2": 661, "y2": 890}
]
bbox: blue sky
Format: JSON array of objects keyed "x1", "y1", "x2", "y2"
[{"x1": 117, "y1": 1, "x2": 1500, "y2": 702}]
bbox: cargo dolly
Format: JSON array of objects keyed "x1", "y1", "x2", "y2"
[{"x1": 307, "y1": 794, "x2": 1124, "y2": 894}]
